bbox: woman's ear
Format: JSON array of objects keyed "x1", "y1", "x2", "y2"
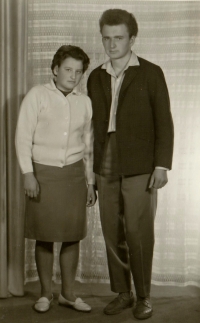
[{"x1": 53, "y1": 65, "x2": 58, "y2": 76}]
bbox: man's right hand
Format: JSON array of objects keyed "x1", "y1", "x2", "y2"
[{"x1": 24, "y1": 172, "x2": 40, "y2": 198}]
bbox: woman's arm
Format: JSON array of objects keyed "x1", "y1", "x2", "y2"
[
  {"x1": 24, "y1": 172, "x2": 40, "y2": 198},
  {"x1": 82, "y1": 98, "x2": 97, "y2": 206},
  {"x1": 15, "y1": 87, "x2": 40, "y2": 197},
  {"x1": 86, "y1": 184, "x2": 97, "y2": 207},
  {"x1": 15, "y1": 87, "x2": 40, "y2": 173}
]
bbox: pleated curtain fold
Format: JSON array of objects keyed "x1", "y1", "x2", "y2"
[{"x1": 0, "y1": 0, "x2": 28, "y2": 298}]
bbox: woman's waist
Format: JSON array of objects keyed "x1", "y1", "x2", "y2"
[{"x1": 32, "y1": 144, "x2": 85, "y2": 168}]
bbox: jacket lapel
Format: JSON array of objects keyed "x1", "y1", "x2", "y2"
[
  {"x1": 99, "y1": 65, "x2": 140, "y2": 111},
  {"x1": 119, "y1": 66, "x2": 140, "y2": 101},
  {"x1": 100, "y1": 70, "x2": 112, "y2": 109}
]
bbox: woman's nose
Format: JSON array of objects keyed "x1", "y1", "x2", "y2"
[{"x1": 70, "y1": 71, "x2": 76, "y2": 79}]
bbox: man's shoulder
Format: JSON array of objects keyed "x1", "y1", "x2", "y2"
[
  {"x1": 138, "y1": 56, "x2": 163, "y2": 73},
  {"x1": 88, "y1": 64, "x2": 104, "y2": 78}
]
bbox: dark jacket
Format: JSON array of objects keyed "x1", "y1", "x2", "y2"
[{"x1": 87, "y1": 57, "x2": 174, "y2": 176}]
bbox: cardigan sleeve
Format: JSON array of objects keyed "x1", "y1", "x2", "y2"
[
  {"x1": 82, "y1": 97, "x2": 95, "y2": 185},
  {"x1": 15, "y1": 87, "x2": 40, "y2": 174}
]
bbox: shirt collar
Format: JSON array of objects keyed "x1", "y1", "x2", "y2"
[
  {"x1": 101, "y1": 51, "x2": 140, "y2": 76},
  {"x1": 44, "y1": 79, "x2": 82, "y2": 95}
]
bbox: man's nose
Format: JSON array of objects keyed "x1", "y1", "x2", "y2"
[{"x1": 110, "y1": 39, "x2": 116, "y2": 48}]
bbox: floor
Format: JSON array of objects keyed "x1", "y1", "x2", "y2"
[{"x1": 0, "y1": 281, "x2": 200, "y2": 323}]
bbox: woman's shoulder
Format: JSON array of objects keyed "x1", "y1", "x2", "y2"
[
  {"x1": 25, "y1": 83, "x2": 48, "y2": 97},
  {"x1": 76, "y1": 93, "x2": 92, "y2": 118},
  {"x1": 76, "y1": 92, "x2": 92, "y2": 106}
]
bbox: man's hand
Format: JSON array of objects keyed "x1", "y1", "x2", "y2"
[
  {"x1": 24, "y1": 172, "x2": 40, "y2": 198},
  {"x1": 86, "y1": 184, "x2": 97, "y2": 207},
  {"x1": 149, "y1": 169, "x2": 168, "y2": 189}
]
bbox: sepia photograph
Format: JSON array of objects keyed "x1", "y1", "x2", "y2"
[{"x1": 0, "y1": 0, "x2": 200, "y2": 322}]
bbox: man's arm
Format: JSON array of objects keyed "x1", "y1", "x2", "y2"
[
  {"x1": 149, "y1": 67, "x2": 174, "y2": 188},
  {"x1": 149, "y1": 169, "x2": 168, "y2": 189},
  {"x1": 151, "y1": 67, "x2": 174, "y2": 170}
]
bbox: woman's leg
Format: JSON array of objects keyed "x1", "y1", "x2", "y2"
[
  {"x1": 35, "y1": 240, "x2": 54, "y2": 300},
  {"x1": 60, "y1": 241, "x2": 80, "y2": 301}
]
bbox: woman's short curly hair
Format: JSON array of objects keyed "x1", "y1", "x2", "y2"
[
  {"x1": 99, "y1": 9, "x2": 138, "y2": 38},
  {"x1": 51, "y1": 45, "x2": 90, "y2": 75}
]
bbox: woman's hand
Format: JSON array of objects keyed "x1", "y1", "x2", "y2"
[
  {"x1": 24, "y1": 172, "x2": 40, "y2": 198},
  {"x1": 86, "y1": 184, "x2": 97, "y2": 207}
]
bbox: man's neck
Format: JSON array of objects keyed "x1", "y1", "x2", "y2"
[{"x1": 111, "y1": 51, "x2": 132, "y2": 76}]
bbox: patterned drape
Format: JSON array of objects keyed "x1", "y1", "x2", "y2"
[{"x1": 25, "y1": 0, "x2": 200, "y2": 287}]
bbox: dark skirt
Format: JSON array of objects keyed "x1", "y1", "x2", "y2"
[{"x1": 25, "y1": 160, "x2": 87, "y2": 242}]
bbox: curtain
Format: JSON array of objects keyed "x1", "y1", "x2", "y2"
[
  {"x1": 0, "y1": 0, "x2": 28, "y2": 298},
  {"x1": 25, "y1": 0, "x2": 200, "y2": 287}
]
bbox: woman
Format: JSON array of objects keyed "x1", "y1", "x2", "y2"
[{"x1": 15, "y1": 45, "x2": 96, "y2": 313}]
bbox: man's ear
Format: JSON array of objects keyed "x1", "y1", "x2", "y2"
[
  {"x1": 130, "y1": 36, "x2": 135, "y2": 47},
  {"x1": 53, "y1": 65, "x2": 58, "y2": 76}
]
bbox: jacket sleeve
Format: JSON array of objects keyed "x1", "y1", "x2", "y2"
[{"x1": 150, "y1": 67, "x2": 174, "y2": 169}]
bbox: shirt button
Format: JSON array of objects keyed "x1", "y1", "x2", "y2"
[{"x1": 64, "y1": 132, "x2": 67, "y2": 135}]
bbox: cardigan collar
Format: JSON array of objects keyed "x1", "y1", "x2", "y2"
[{"x1": 44, "y1": 79, "x2": 82, "y2": 96}]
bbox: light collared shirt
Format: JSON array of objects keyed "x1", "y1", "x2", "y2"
[
  {"x1": 101, "y1": 52, "x2": 167, "y2": 171},
  {"x1": 15, "y1": 79, "x2": 95, "y2": 184},
  {"x1": 101, "y1": 51, "x2": 139, "y2": 132}
]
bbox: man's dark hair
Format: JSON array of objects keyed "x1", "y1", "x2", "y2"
[
  {"x1": 99, "y1": 9, "x2": 138, "y2": 38},
  {"x1": 51, "y1": 45, "x2": 90, "y2": 75}
]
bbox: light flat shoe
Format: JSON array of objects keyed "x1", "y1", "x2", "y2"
[
  {"x1": 58, "y1": 294, "x2": 91, "y2": 312},
  {"x1": 34, "y1": 295, "x2": 53, "y2": 313}
]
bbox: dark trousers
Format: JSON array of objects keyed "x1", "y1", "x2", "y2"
[{"x1": 96, "y1": 133, "x2": 157, "y2": 297}]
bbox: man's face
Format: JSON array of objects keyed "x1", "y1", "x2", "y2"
[
  {"x1": 101, "y1": 24, "x2": 134, "y2": 60},
  {"x1": 53, "y1": 57, "x2": 83, "y2": 91}
]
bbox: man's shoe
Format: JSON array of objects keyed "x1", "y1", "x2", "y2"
[
  {"x1": 133, "y1": 297, "x2": 153, "y2": 320},
  {"x1": 104, "y1": 291, "x2": 134, "y2": 315},
  {"x1": 58, "y1": 294, "x2": 91, "y2": 312}
]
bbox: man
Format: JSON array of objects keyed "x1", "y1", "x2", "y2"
[{"x1": 87, "y1": 9, "x2": 174, "y2": 320}]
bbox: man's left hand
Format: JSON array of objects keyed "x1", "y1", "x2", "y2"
[{"x1": 149, "y1": 169, "x2": 168, "y2": 189}]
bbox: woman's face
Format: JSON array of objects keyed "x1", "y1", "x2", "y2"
[{"x1": 53, "y1": 57, "x2": 83, "y2": 91}]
